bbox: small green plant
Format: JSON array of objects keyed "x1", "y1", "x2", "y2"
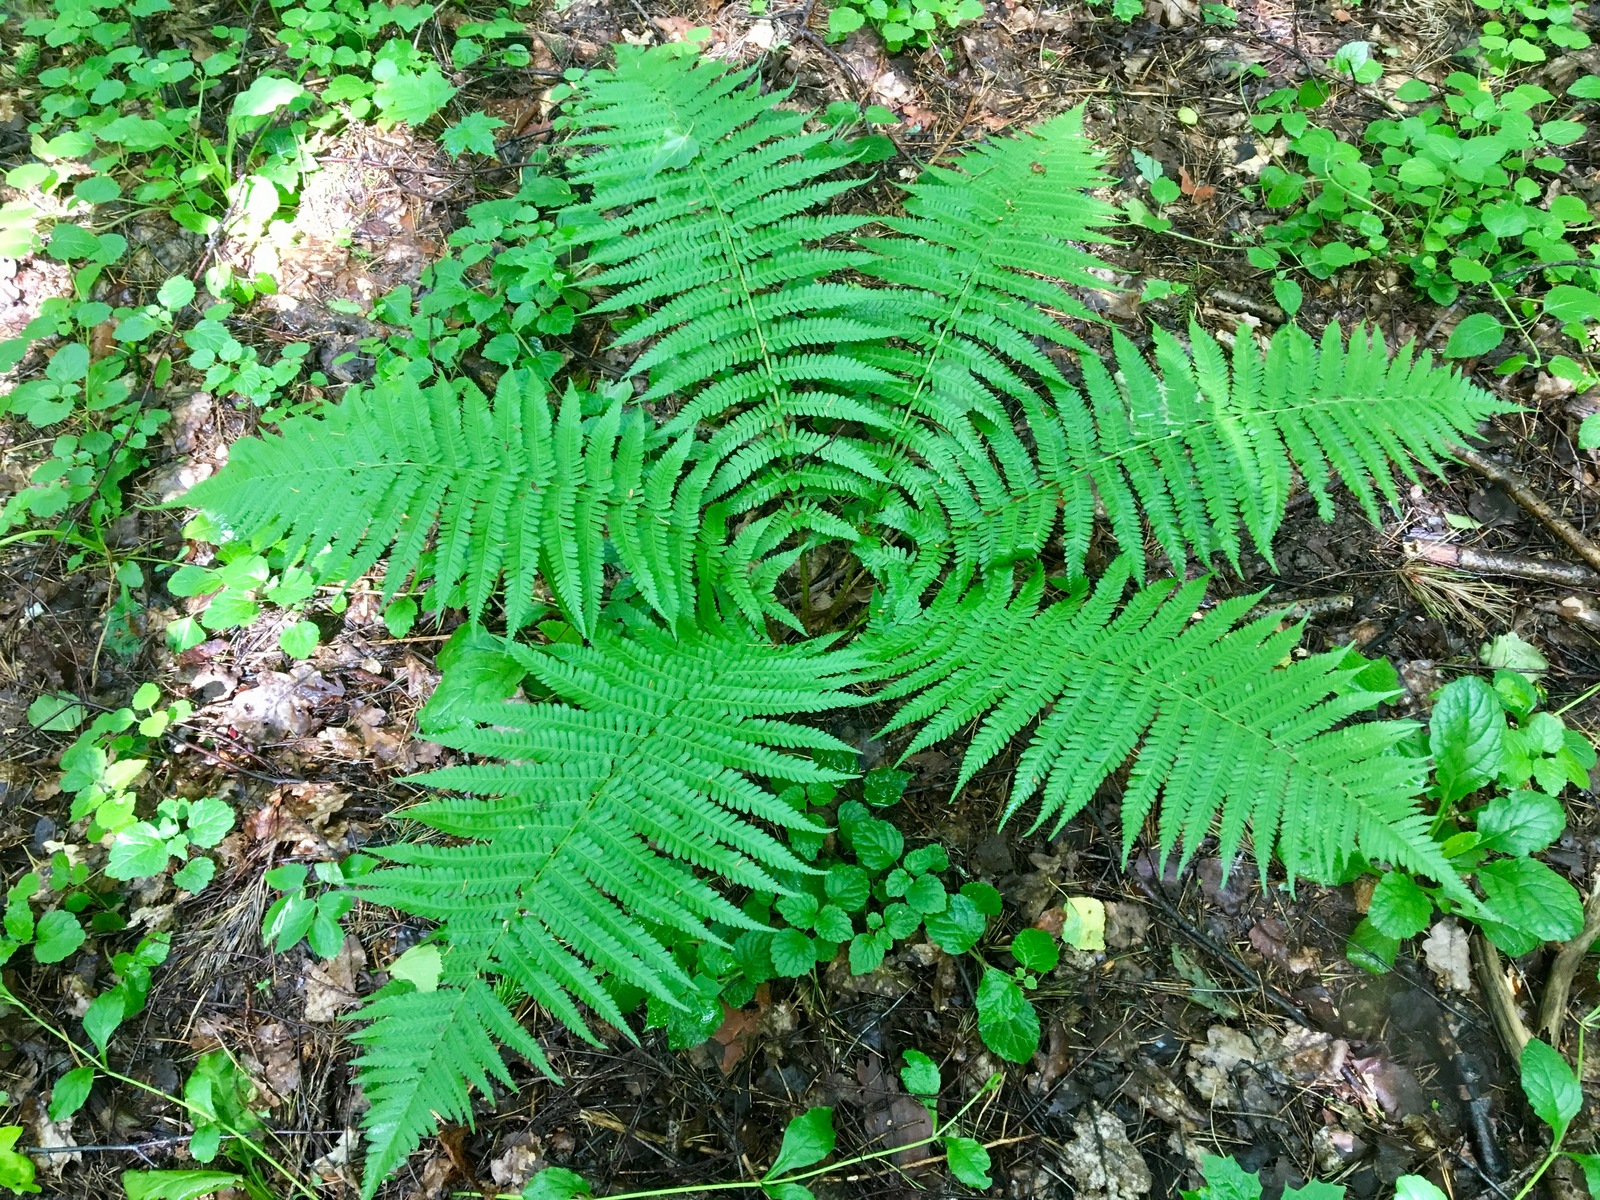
[
  {"x1": 1470, "y1": 0, "x2": 1591, "y2": 73},
  {"x1": 260, "y1": 858, "x2": 370, "y2": 958},
  {"x1": 0, "y1": 1126, "x2": 38, "y2": 1196},
  {"x1": 1347, "y1": 666, "x2": 1593, "y2": 971},
  {"x1": 972, "y1": 901, "x2": 1105, "y2": 1062},
  {"x1": 165, "y1": 517, "x2": 324, "y2": 656},
  {"x1": 269, "y1": 0, "x2": 460, "y2": 127},
  {"x1": 1234, "y1": 57, "x2": 1600, "y2": 383},
  {"x1": 825, "y1": 0, "x2": 984, "y2": 52},
  {"x1": 522, "y1": 1060, "x2": 1000, "y2": 1200},
  {"x1": 0, "y1": 0, "x2": 316, "y2": 554},
  {"x1": 105, "y1": 795, "x2": 235, "y2": 894},
  {"x1": 0, "y1": 986, "x2": 313, "y2": 1200},
  {"x1": 366, "y1": 170, "x2": 581, "y2": 380},
  {"x1": 28, "y1": 683, "x2": 196, "y2": 839}
]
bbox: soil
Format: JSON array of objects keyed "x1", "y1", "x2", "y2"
[{"x1": 2, "y1": 0, "x2": 1599, "y2": 1197}]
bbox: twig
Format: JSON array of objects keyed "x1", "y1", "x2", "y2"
[
  {"x1": 1537, "y1": 867, "x2": 1600, "y2": 1043},
  {"x1": 1405, "y1": 538, "x2": 1600, "y2": 589},
  {"x1": 23, "y1": 1131, "x2": 340, "y2": 1154},
  {"x1": 1452, "y1": 445, "x2": 1600, "y2": 576},
  {"x1": 836, "y1": 1134, "x2": 1034, "y2": 1180},
  {"x1": 1131, "y1": 873, "x2": 1314, "y2": 1028},
  {"x1": 1471, "y1": 930, "x2": 1532, "y2": 1059},
  {"x1": 1208, "y1": 288, "x2": 1286, "y2": 324},
  {"x1": 1245, "y1": 593, "x2": 1354, "y2": 622}
]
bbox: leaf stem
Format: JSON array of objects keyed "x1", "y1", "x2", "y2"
[{"x1": 1511, "y1": 1023, "x2": 1585, "y2": 1200}]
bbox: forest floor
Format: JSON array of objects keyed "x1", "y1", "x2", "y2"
[{"x1": 2, "y1": 0, "x2": 1600, "y2": 1197}]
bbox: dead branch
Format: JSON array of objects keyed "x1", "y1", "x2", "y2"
[
  {"x1": 1405, "y1": 538, "x2": 1600, "y2": 589},
  {"x1": 1453, "y1": 445, "x2": 1600, "y2": 576}
]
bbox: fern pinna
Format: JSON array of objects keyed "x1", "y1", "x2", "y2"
[{"x1": 178, "y1": 41, "x2": 1507, "y2": 1195}]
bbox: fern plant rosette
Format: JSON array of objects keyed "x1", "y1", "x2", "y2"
[{"x1": 179, "y1": 42, "x2": 1509, "y2": 1196}]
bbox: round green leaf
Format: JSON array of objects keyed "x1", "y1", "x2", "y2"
[
  {"x1": 766, "y1": 1107, "x2": 835, "y2": 1179},
  {"x1": 106, "y1": 826, "x2": 174, "y2": 881},
  {"x1": 48, "y1": 1066, "x2": 94, "y2": 1122},
  {"x1": 1479, "y1": 857, "x2": 1583, "y2": 940},
  {"x1": 1520, "y1": 1037, "x2": 1581, "y2": 1136},
  {"x1": 850, "y1": 819, "x2": 903, "y2": 871},
  {"x1": 171, "y1": 857, "x2": 217, "y2": 894},
  {"x1": 383, "y1": 596, "x2": 418, "y2": 638},
  {"x1": 848, "y1": 929, "x2": 891, "y2": 974},
  {"x1": 923, "y1": 893, "x2": 986, "y2": 955},
  {"x1": 863, "y1": 766, "x2": 911, "y2": 807},
  {"x1": 975, "y1": 968, "x2": 1040, "y2": 1062},
  {"x1": 278, "y1": 619, "x2": 320, "y2": 659},
  {"x1": 184, "y1": 798, "x2": 235, "y2": 848},
  {"x1": 388, "y1": 943, "x2": 442, "y2": 992},
  {"x1": 770, "y1": 929, "x2": 816, "y2": 977},
  {"x1": 230, "y1": 75, "x2": 306, "y2": 121},
  {"x1": 157, "y1": 277, "x2": 197, "y2": 311},
  {"x1": 1366, "y1": 871, "x2": 1433, "y2": 939},
  {"x1": 883, "y1": 902, "x2": 921, "y2": 939},
  {"x1": 824, "y1": 864, "x2": 871, "y2": 912},
  {"x1": 1273, "y1": 276, "x2": 1303, "y2": 316},
  {"x1": 1544, "y1": 284, "x2": 1600, "y2": 324},
  {"x1": 32, "y1": 909, "x2": 86, "y2": 964},
  {"x1": 900, "y1": 1049, "x2": 941, "y2": 1096},
  {"x1": 1010, "y1": 927, "x2": 1061, "y2": 973},
  {"x1": 1444, "y1": 312, "x2": 1506, "y2": 358},
  {"x1": 960, "y1": 881, "x2": 1004, "y2": 916},
  {"x1": 945, "y1": 1136, "x2": 992, "y2": 1188},
  {"x1": 905, "y1": 874, "x2": 947, "y2": 914},
  {"x1": 814, "y1": 904, "x2": 854, "y2": 943}
]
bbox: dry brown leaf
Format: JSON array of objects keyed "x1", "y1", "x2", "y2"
[{"x1": 303, "y1": 934, "x2": 367, "y2": 1023}]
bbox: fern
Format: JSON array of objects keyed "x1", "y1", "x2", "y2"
[
  {"x1": 559, "y1": 43, "x2": 895, "y2": 433},
  {"x1": 181, "y1": 369, "x2": 627, "y2": 634},
  {"x1": 171, "y1": 41, "x2": 1517, "y2": 1196},
  {"x1": 852, "y1": 107, "x2": 1119, "y2": 430},
  {"x1": 1042, "y1": 321, "x2": 1515, "y2": 575},
  {"x1": 343, "y1": 621, "x2": 867, "y2": 1191},
  {"x1": 864, "y1": 560, "x2": 1472, "y2": 902},
  {"x1": 348, "y1": 979, "x2": 555, "y2": 1199}
]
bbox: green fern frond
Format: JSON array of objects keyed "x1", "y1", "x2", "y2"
[
  {"x1": 349, "y1": 978, "x2": 554, "y2": 1200},
  {"x1": 1047, "y1": 321, "x2": 1513, "y2": 574},
  {"x1": 854, "y1": 109, "x2": 1120, "y2": 426},
  {"x1": 560, "y1": 44, "x2": 892, "y2": 431},
  {"x1": 182, "y1": 369, "x2": 633, "y2": 635},
  {"x1": 864, "y1": 560, "x2": 1469, "y2": 900},
  {"x1": 345, "y1": 622, "x2": 867, "y2": 1189}
]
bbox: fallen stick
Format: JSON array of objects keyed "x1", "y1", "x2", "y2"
[
  {"x1": 1405, "y1": 538, "x2": 1600, "y2": 589},
  {"x1": 1471, "y1": 931, "x2": 1531, "y2": 1060},
  {"x1": 1537, "y1": 868, "x2": 1600, "y2": 1043},
  {"x1": 1453, "y1": 444, "x2": 1600, "y2": 576},
  {"x1": 1245, "y1": 593, "x2": 1354, "y2": 622}
]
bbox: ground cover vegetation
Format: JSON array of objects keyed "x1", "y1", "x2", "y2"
[{"x1": 1, "y1": 0, "x2": 1599, "y2": 1196}]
